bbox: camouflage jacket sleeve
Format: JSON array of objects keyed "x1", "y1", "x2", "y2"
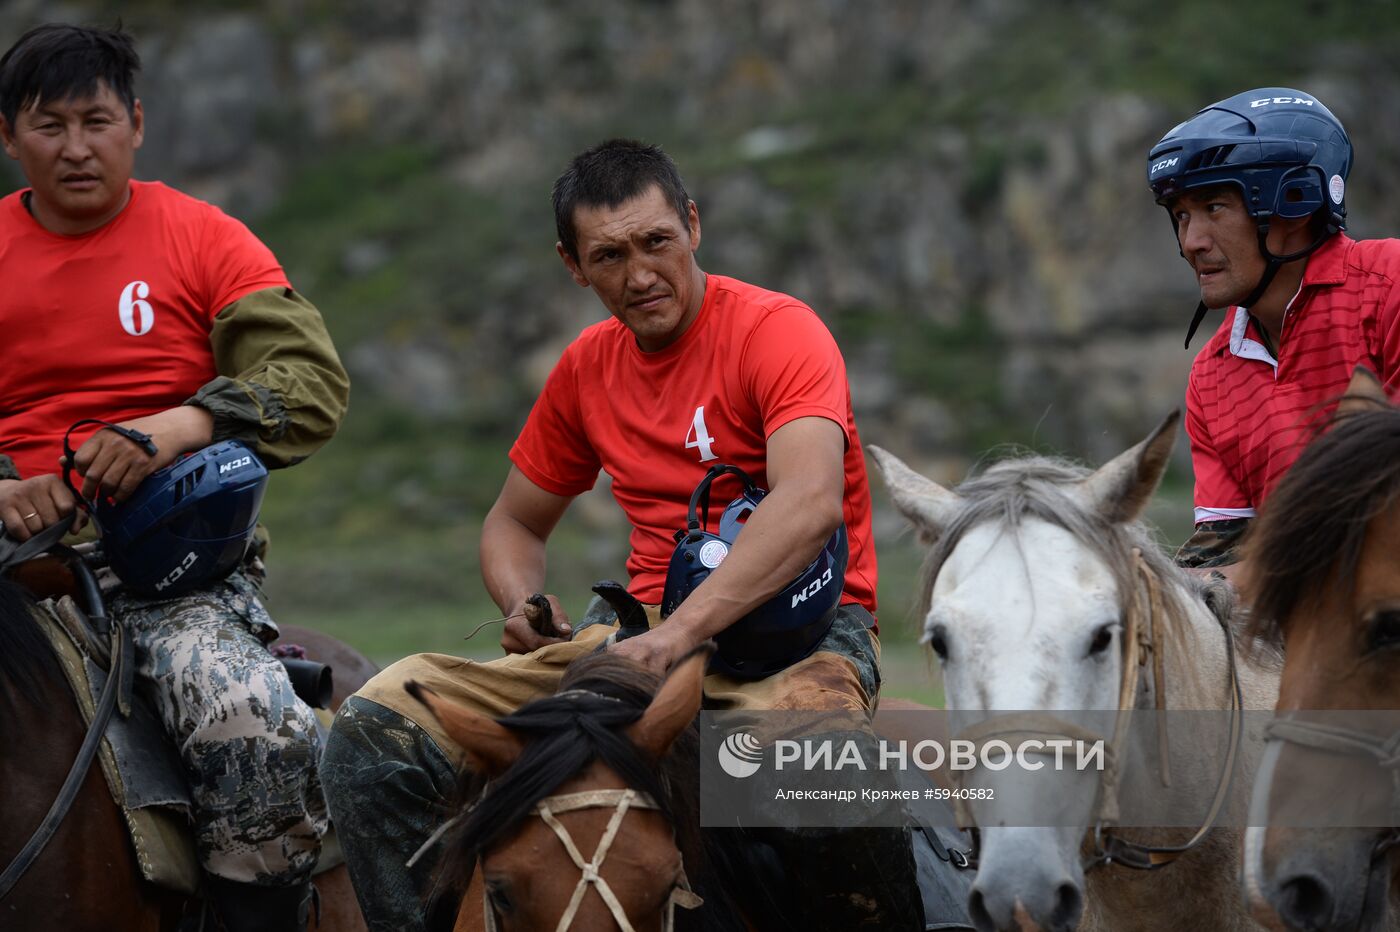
[
  {"x1": 1174, "y1": 518, "x2": 1250, "y2": 568},
  {"x1": 185, "y1": 286, "x2": 350, "y2": 469},
  {"x1": 0, "y1": 455, "x2": 18, "y2": 481}
]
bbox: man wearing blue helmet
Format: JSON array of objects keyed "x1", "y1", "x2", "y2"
[
  {"x1": 0, "y1": 23, "x2": 348, "y2": 930},
  {"x1": 1147, "y1": 87, "x2": 1400, "y2": 569}
]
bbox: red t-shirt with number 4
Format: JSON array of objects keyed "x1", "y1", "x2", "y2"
[
  {"x1": 510, "y1": 273, "x2": 877, "y2": 614},
  {"x1": 0, "y1": 181, "x2": 289, "y2": 479}
]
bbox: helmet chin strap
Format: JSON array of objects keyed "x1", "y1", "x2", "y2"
[{"x1": 1183, "y1": 219, "x2": 1335, "y2": 349}]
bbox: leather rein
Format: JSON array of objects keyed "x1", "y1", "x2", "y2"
[
  {"x1": 0, "y1": 522, "x2": 133, "y2": 901},
  {"x1": 952, "y1": 548, "x2": 1244, "y2": 873}
]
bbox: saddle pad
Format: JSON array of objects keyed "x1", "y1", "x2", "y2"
[{"x1": 36, "y1": 602, "x2": 201, "y2": 894}]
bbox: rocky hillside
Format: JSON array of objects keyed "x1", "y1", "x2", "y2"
[{"x1": 5, "y1": 0, "x2": 1399, "y2": 640}]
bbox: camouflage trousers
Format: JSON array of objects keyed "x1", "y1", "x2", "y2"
[{"x1": 111, "y1": 570, "x2": 327, "y2": 885}]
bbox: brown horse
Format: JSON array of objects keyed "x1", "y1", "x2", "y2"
[
  {"x1": 1242, "y1": 367, "x2": 1400, "y2": 931},
  {"x1": 0, "y1": 571, "x2": 375, "y2": 931},
  {"x1": 409, "y1": 645, "x2": 787, "y2": 932}
]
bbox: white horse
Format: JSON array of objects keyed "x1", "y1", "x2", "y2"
[{"x1": 870, "y1": 413, "x2": 1280, "y2": 932}]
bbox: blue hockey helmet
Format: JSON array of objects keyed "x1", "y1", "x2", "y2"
[
  {"x1": 661, "y1": 464, "x2": 847, "y2": 679},
  {"x1": 93, "y1": 440, "x2": 268, "y2": 596},
  {"x1": 1147, "y1": 87, "x2": 1351, "y2": 234}
]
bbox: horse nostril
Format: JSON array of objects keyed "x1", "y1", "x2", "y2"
[
  {"x1": 1278, "y1": 873, "x2": 1334, "y2": 929},
  {"x1": 1051, "y1": 882, "x2": 1083, "y2": 929},
  {"x1": 967, "y1": 888, "x2": 995, "y2": 931}
]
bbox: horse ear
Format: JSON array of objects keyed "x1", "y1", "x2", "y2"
[
  {"x1": 1075, "y1": 411, "x2": 1180, "y2": 525},
  {"x1": 866, "y1": 445, "x2": 962, "y2": 544},
  {"x1": 1338, "y1": 364, "x2": 1391, "y2": 416},
  {"x1": 406, "y1": 680, "x2": 524, "y2": 777},
  {"x1": 625, "y1": 643, "x2": 713, "y2": 761}
]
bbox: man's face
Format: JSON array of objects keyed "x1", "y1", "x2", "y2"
[
  {"x1": 558, "y1": 185, "x2": 704, "y2": 352},
  {"x1": 1170, "y1": 186, "x2": 1265, "y2": 309},
  {"x1": 0, "y1": 81, "x2": 143, "y2": 235}
]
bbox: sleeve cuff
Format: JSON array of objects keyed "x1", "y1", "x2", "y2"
[{"x1": 0, "y1": 455, "x2": 19, "y2": 481}]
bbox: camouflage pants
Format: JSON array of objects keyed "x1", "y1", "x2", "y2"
[{"x1": 112, "y1": 570, "x2": 327, "y2": 885}]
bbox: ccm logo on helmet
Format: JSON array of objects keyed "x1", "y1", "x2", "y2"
[
  {"x1": 1251, "y1": 96, "x2": 1314, "y2": 108},
  {"x1": 1150, "y1": 156, "x2": 1179, "y2": 175},
  {"x1": 154, "y1": 551, "x2": 199, "y2": 592},
  {"x1": 791, "y1": 566, "x2": 834, "y2": 608},
  {"x1": 219, "y1": 456, "x2": 253, "y2": 475}
]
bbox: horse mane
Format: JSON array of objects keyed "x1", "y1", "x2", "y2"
[
  {"x1": 439, "y1": 650, "x2": 746, "y2": 930},
  {"x1": 1243, "y1": 407, "x2": 1400, "y2": 647},
  {"x1": 918, "y1": 452, "x2": 1205, "y2": 665},
  {"x1": 0, "y1": 576, "x2": 64, "y2": 734}
]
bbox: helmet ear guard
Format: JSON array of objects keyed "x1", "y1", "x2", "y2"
[{"x1": 661, "y1": 464, "x2": 846, "y2": 680}]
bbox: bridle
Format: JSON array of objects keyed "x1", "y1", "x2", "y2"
[
  {"x1": 1257, "y1": 717, "x2": 1400, "y2": 860},
  {"x1": 950, "y1": 548, "x2": 1244, "y2": 872},
  {"x1": 481, "y1": 788, "x2": 703, "y2": 932}
]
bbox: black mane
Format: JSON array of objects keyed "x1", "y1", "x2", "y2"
[
  {"x1": 0, "y1": 575, "x2": 64, "y2": 734},
  {"x1": 440, "y1": 650, "x2": 749, "y2": 931},
  {"x1": 1244, "y1": 406, "x2": 1400, "y2": 645}
]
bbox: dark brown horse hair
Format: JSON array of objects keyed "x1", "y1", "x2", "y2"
[{"x1": 1244, "y1": 406, "x2": 1400, "y2": 647}]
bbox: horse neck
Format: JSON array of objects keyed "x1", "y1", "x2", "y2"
[{"x1": 1157, "y1": 578, "x2": 1234, "y2": 711}]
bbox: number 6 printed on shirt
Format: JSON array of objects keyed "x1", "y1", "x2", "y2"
[{"x1": 119, "y1": 280, "x2": 154, "y2": 336}]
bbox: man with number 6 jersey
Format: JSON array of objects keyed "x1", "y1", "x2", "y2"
[{"x1": 0, "y1": 23, "x2": 348, "y2": 930}]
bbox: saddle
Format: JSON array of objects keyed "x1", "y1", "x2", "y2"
[{"x1": 18, "y1": 553, "x2": 343, "y2": 895}]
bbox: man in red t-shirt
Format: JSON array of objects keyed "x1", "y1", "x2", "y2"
[
  {"x1": 1146, "y1": 87, "x2": 1400, "y2": 571},
  {"x1": 324, "y1": 141, "x2": 925, "y2": 930},
  {"x1": 0, "y1": 24, "x2": 347, "y2": 930}
]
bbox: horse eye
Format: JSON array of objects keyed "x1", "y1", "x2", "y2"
[
  {"x1": 1364, "y1": 609, "x2": 1400, "y2": 653},
  {"x1": 486, "y1": 880, "x2": 513, "y2": 913},
  {"x1": 926, "y1": 623, "x2": 949, "y2": 661},
  {"x1": 1088, "y1": 624, "x2": 1116, "y2": 657}
]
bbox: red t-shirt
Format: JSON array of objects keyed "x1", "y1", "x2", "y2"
[
  {"x1": 0, "y1": 181, "x2": 289, "y2": 479},
  {"x1": 510, "y1": 274, "x2": 878, "y2": 615},
  {"x1": 1186, "y1": 233, "x2": 1400, "y2": 522}
]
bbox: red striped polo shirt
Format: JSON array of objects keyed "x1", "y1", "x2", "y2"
[{"x1": 1185, "y1": 233, "x2": 1400, "y2": 523}]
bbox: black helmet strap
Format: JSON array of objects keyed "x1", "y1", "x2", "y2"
[
  {"x1": 1183, "y1": 218, "x2": 1334, "y2": 349},
  {"x1": 685, "y1": 464, "x2": 761, "y2": 534}
]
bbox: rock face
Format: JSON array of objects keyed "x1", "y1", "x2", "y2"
[{"x1": 3, "y1": 2, "x2": 1398, "y2": 520}]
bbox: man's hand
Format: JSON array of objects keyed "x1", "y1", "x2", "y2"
[
  {"x1": 609, "y1": 624, "x2": 697, "y2": 676},
  {"x1": 500, "y1": 593, "x2": 572, "y2": 654},
  {"x1": 69, "y1": 406, "x2": 214, "y2": 503},
  {"x1": 0, "y1": 475, "x2": 82, "y2": 541}
]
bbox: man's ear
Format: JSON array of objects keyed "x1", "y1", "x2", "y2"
[
  {"x1": 130, "y1": 98, "x2": 144, "y2": 150},
  {"x1": 686, "y1": 199, "x2": 701, "y2": 253},
  {"x1": 556, "y1": 242, "x2": 590, "y2": 287},
  {"x1": 0, "y1": 115, "x2": 18, "y2": 160}
]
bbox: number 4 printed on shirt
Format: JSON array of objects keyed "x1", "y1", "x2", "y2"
[{"x1": 686, "y1": 405, "x2": 718, "y2": 462}]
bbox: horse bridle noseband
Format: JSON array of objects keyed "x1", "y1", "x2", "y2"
[
  {"x1": 480, "y1": 788, "x2": 703, "y2": 932},
  {"x1": 950, "y1": 548, "x2": 1245, "y2": 873},
  {"x1": 1260, "y1": 717, "x2": 1400, "y2": 860}
]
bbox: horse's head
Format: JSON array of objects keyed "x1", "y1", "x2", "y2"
[
  {"x1": 1242, "y1": 366, "x2": 1400, "y2": 931},
  {"x1": 870, "y1": 413, "x2": 1184, "y2": 932},
  {"x1": 408, "y1": 645, "x2": 710, "y2": 932}
]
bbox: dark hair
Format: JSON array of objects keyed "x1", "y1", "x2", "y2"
[
  {"x1": 552, "y1": 138, "x2": 691, "y2": 261},
  {"x1": 0, "y1": 23, "x2": 140, "y2": 129}
]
